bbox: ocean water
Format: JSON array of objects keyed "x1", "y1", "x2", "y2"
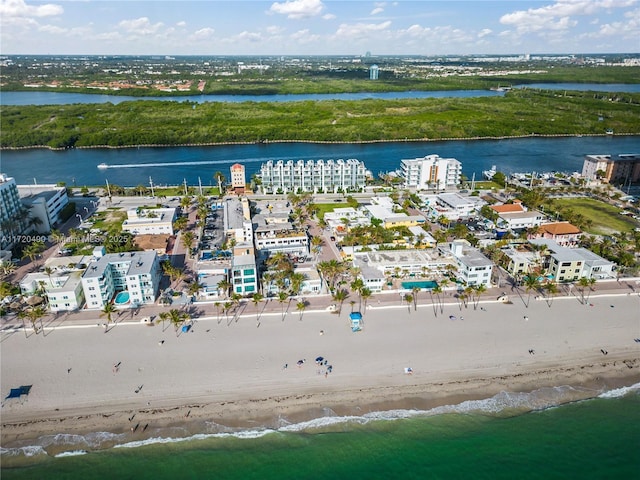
[{"x1": 2, "y1": 384, "x2": 638, "y2": 479}]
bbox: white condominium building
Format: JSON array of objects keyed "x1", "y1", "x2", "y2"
[
  {"x1": 400, "y1": 154, "x2": 462, "y2": 191},
  {"x1": 81, "y1": 250, "x2": 162, "y2": 309},
  {"x1": 17, "y1": 183, "x2": 70, "y2": 234},
  {"x1": 259, "y1": 159, "x2": 367, "y2": 194},
  {"x1": 0, "y1": 173, "x2": 28, "y2": 250}
]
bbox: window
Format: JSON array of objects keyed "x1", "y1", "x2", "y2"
[
  {"x1": 561, "y1": 262, "x2": 571, "y2": 267},
  {"x1": 243, "y1": 268, "x2": 255, "y2": 276}
]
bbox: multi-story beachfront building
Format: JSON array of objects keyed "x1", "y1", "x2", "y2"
[
  {"x1": 0, "y1": 173, "x2": 29, "y2": 250},
  {"x1": 81, "y1": 250, "x2": 162, "y2": 309},
  {"x1": 20, "y1": 270, "x2": 85, "y2": 312},
  {"x1": 447, "y1": 239, "x2": 494, "y2": 288},
  {"x1": 400, "y1": 154, "x2": 462, "y2": 191},
  {"x1": 230, "y1": 163, "x2": 246, "y2": 194},
  {"x1": 530, "y1": 239, "x2": 616, "y2": 282},
  {"x1": 581, "y1": 154, "x2": 640, "y2": 184},
  {"x1": 17, "y1": 183, "x2": 69, "y2": 234},
  {"x1": 258, "y1": 159, "x2": 367, "y2": 194},
  {"x1": 231, "y1": 254, "x2": 258, "y2": 295}
]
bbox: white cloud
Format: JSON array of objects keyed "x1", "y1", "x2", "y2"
[
  {"x1": 235, "y1": 30, "x2": 263, "y2": 42},
  {"x1": 477, "y1": 28, "x2": 492, "y2": 38},
  {"x1": 322, "y1": 13, "x2": 336, "y2": 20},
  {"x1": 266, "y1": 25, "x2": 285, "y2": 34},
  {"x1": 269, "y1": 0, "x2": 325, "y2": 19},
  {"x1": 334, "y1": 20, "x2": 392, "y2": 40},
  {"x1": 290, "y1": 28, "x2": 320, "y2": 43},
  {"x1": 38, "y1": 24, "x2": 66, "y2": 34},
  {"x1": 176, "y1": 21, "x2": 187, "y2": 28},
  {"x1": 0, "y1": 0, "x2": 63, "y2": 18},
  {"x1": 588, "y1": 6, "x2": 640, "y2": 38},
  {"x1": 193, "y1": 27, "x2": 215, "y2": 40},
  {"x1": 118, "y1": 17, "x2": 164, "y2": 35},
  {"x1": 500, "y1": 0, "x2": 637, "y2": 34},
  {"x1": 371, "y1": 7, "x2": 384, "y2": 15}
]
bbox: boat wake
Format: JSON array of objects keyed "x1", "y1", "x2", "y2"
[{"x1": 95, "y1": 153, "x2": 352, "y2": 170}]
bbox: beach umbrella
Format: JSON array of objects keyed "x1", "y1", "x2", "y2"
[
  {"x1": 26, "y1": 295, "x2": 44, "y2": 306},
  {"x1": 315, "y1": 356, "x2": 324, "y2": 363}
]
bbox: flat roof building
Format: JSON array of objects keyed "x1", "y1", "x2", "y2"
[
  {"x1": 400, "y1": 154, "x2": 462, "y2": 191},
  {"x1": 81, "y1": 250, "x2": 162, "y2": 309}
]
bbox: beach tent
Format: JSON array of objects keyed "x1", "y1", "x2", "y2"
[
  {"x1": 349, "y1": 312, "x2": 362, "y2": 332},
  {"x1": 3, "y1": 385, "x2": 32, "y2": 405}
]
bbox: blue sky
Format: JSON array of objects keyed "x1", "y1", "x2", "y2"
[{"x1": 1, "y1": 0, "x2": 638, "y2": 55}]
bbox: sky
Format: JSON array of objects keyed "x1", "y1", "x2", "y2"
[{"x1": 1, "y1": 0, "x2": 639, "y2": 56}]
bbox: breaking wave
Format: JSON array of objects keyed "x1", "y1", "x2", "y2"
[{"x1": 2, "y1": 382, "x2": 637, "y2": 459}]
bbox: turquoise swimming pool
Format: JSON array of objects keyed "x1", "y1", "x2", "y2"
[
  {"x1": 401, "y1": 280, "x2": 438, "y2": 290},
  {"x1": 114, "y1": 291, "x2": 130, "y2": 305}
]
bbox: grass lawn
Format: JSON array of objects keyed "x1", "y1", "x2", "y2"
[
  {"x1": 552, "y1": 197, "x2": 639, "y2": 235},
  {"x1": 315, "y1": 203, "x2": 350, "y2": 220}
]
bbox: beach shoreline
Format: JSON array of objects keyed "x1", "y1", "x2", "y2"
[
  {"x1": 2, "y1": 293, "x2": 640, "y2": 453},
  {"x1": 2, "y1": 360, "x2": 638, "y2": 453}
]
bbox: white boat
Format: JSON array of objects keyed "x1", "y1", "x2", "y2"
[
  {"x1": 483, "y1": 165, "x2": 497, "y2": 180},
  {"x1": 97, "y1": 163, "x2": 108, "y2": 169}
]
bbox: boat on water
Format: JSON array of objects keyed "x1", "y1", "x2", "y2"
[
  {"x1": 97, "y1": 163, "x2": 108, "y2": 169},
  {"x1": 483, "y1": 165, "x2": 497, "y2": 180}
]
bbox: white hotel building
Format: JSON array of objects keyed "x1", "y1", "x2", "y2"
[
  {"x1": 400, "y1": 154, "x2": 462, "y2": 191},
  {"x1": 259, "y1": 159, "x2": 367, "y2": 194},
  {"x1": 81, "y1": 250, "x2": 162, "y2": 309}
]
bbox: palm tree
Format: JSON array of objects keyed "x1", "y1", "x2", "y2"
[
  {"x1": 101, "y1": 302, "x2": 118, "y2": 329},
  {"x1": 522, "y1": 275, "x2": 541, "y2": 308},
  {"x1": 252, "y1": 292, "x2": 264, "y2": 323},
  {"x1": 213, "y1": 171, "x2": 226, "y2": 193},
  {"x1": 181, "y1": 231, "x2": 196, "y2": 256},
  {"x1": 360, "y1": 287, "x2": 372, "y2": 312},
  {"x1": 332, "y1": 289, "x2": 348, "y2": 316},
  {"x1": 277, "y1": 291, "x2": 289, "y2": 320},
  {"x1": 44, "y1": 266, "x2": 55, "y2": 288},
  {"x1": 180, "y1": 196, "x2": 192, "y2": 211},
  {"x1": 543, "y1": 282, "x2": 558, "y2": 308},
  {"x1": 404, "y1": 294, "x2": 413, "y2": 313},
  {"x1": 25, "y1": 306, "x2": 46, "y2": 334},
  {"x1": 163, "y1": 308, "x2": 190, "y2": 335},
  {"x1": 187, "y1": 281, "x2": 203, "y2": 300},
  {"x1": 217, "y1": 278, "x2": 231, "y2": 298},
  {"x1": 577, "y1": 277, "x2": 591, "y2": 304},
  {"x1": 213, "y1": 301, "x2": 222, "y2": 323},
  {"x1": 472, "y1": 284, "x2": 486, "y2": 310},
  {"x1": 0, "y1": 261, "x2": 16, "y2": 279},
  {"x1": 173, "y1": 215, "x2": 188, "y2": 232},
  {"x1": 350, "y1": 277, "x2": 364, "y2": 310},
  {"x1": 296, "y1": 300, "x2": 307, "y2": 321},
  {"x1": 411, "y1": 286, "x2": 420, "y2": 311},
  {"x1": 431, "y1": 284, "x2": 443, "y2": 316},
  {"x1": 223, "y1": 301, "x2": 233, "y2": 323},
  {"x1": 288, "y1": 272, "x2": 306, "y2": 297}
]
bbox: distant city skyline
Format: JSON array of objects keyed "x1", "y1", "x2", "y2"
[{"x1": 1, "y1": 0, "x2": 638, "y2": 56}]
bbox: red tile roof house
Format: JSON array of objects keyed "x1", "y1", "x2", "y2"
[{"x1": 529, "y1": 222, "x2": 582, "y2": 247}]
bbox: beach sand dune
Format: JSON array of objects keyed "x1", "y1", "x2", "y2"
[{"x1": 2, "y1": 293, "x2": 639, "y2": 446}]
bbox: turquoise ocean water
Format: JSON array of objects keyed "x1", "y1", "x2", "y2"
[{"x1": 2, "y1": 384, "x2": 638, "y2": 479}]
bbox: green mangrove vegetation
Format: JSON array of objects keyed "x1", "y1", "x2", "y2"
[{"x1": 2, "y1": 89, "x2": 639, "y2": 149}]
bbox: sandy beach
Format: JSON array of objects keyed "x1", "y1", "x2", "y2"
[{"x1": 2, "y1": 291, "x2": 639, "y2": 449}]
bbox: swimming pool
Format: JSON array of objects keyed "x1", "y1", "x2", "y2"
[
  {"x1": 401, "y1": 280, "x2": 438, "y2": 290},
  {"x1": 114, "y1": 291, "x2": 130, "y2": 305}
]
